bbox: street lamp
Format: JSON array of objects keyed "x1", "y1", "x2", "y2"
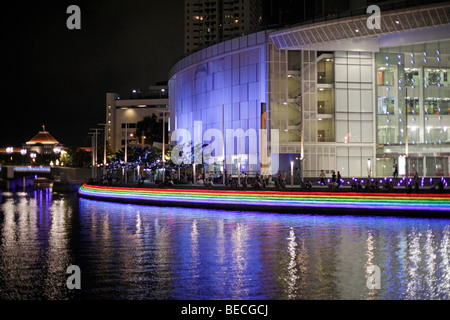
[
  {"x1": 89, "y1": 128, "x2": 101, "y2": 180},
  {"x1": 161, "y1": 108, "x2": 170, "y2": 182},
  {"x1": 299, "y1": 101, "x2": 304, "y2": 183},
  {"x1": 222, "y1": 104, "x2": 226, "y2": 185},
  {"x1": 53, "y1": 147, "x2": 61, "y2": 167},
  {"x1": 122, "y1": 123, "x2": 135, "y2": 184},
  {"x1": 291, "y1": 160, "x2": 294, "y2": 186},
  {"x1": 124, "y1": 122, "x2": 128, "y2": 163},
  {"x1": 30, "y1": 152, "x2": 36, "y2": 163},
  {"x1": 405, "y1": 88, "x2": 409, "y2": 182},
  {"x1": 6, "y1": 147, "x2": 13, "y2": 163},
  {"x1": 98, "y1": 122, "x2": 107, "y2": 175}
]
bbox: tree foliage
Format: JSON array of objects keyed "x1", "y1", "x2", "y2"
[
  {"x1": 108, "y1": 144, "x2": 174, "y2": 173},
  {"x1": 136, "y1": 114, "x2": 168, "y2": 145},
  {"x1": 64, "y1": 146, "x2": 91, "y2": 168}
]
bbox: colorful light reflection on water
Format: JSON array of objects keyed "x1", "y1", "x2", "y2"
[{"x1": 0, "y1": 189, "x2": 449, "y2": 300}]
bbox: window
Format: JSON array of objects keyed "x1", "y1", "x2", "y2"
[{"x1": 377, "y1": 97, "x2": 395, "y2": 115}]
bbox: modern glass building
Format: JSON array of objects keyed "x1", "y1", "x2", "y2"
[{"x1": 169, "y1": 1, "x2": 450, "y2": 178}]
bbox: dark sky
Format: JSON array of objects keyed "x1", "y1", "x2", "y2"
[{"x1": 2, "y1": 1, "x2": 184, "y2": 147}]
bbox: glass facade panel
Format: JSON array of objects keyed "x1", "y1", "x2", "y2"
[
  {"x1": 376, "y1": 157, "x2": 395, "y2": 178},
  {"x1": 375, "y1": 40, "x2": 450, "y2": 177},
  {"x1": 426, "y1": 156, "x2": 448, "y2": 177}
]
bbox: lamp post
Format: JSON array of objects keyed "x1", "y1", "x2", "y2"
[
  {"x1": 405, "y1": 88, "x2": 409, "y2": 184},
  {"x1": 88, "y1": 133, "x2": 95, "y2": 179},
  {"x1": 124, "y1": 122, "x2": 128, "y2": 184},
  {"x1": 124, "y1": 122, "x2": 128, "y2": 163},
  {"x1": 6, "y1": 147, "x2": 13, "y2": 164},
  {"x1": 89, "y1": 128, "x2": 101, "y2": 180},
  {"x1": 161, "y1": 109, "x2": 170, "y2": 182},
  {"x1": 98, "y1": 123, "x2": 107, "y2": 175},
  {"x1": 20, "y1": 149, "x2": 27, "y2": 164},
  {"x1": 53, "y1": 147, "x2": 61, "y2": 167},
  {"x1": 291, "y1": 160, "x2": 294, "y2": 186},
  {"x1": 193, "y1": 162, "x2": 196, "y2": 184},
  {"x1": 30, "y1": 152, "x2": 36, "y2": 163},
  {"x1": 222, "y1": 104, "x2": 226, "y2": 185},
  {"x1": 300, "y1": 102, "x2": 304, "y2": 183},
  {"x1": 162, "y1": 111, "x2": 166, "y2": 182}
]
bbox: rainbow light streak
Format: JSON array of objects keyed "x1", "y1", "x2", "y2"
[{"x1": 78, "y1": 184, "x2": 450, "y2": 212}]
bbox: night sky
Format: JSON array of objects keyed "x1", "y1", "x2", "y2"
[{"x1": 2, "y1": 1, "x2": 184, "y2": 148}]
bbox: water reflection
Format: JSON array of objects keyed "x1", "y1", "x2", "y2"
[
  {"x1": 0, "y1": 189, "x2": 72, "y2": 299},
  {"x1": 437, "y1": 226, "x2": 450, "y2": 298},
  {"x1": 285, "y1": 227, "x2": 298, "y2": 299},
  {"x1": 424, "y1": 227, "x2": 437, "y2": 299},
  {"x1": 365, "y1": 230, "x2": 377, "y2": 299},
  {"x1": 0, "y1": 191, "x2": 449, "y2": 300}
]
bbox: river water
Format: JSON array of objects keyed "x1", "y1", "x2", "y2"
[{"x1": 0, "y1": 188, "x2": 449, "y2": 300}]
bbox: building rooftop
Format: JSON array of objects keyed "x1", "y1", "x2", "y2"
[
  {"x1": 268, "y1": 1, "x2": 450, "y2": 50},
  {"x1": 26, "y1": 129, "x2": 59, "y2": 145}
]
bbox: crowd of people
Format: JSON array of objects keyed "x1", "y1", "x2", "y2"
[
  {"x1": 190, "y1": 169, "x2": 293, "y2": 190},
  {"x1": 316, "y1": 167, "x2": 446, "y2": 193},
  {"x1": 91, "y1": 167, "x2": 447, "y2": 193},
  {"x1": 197, "y1": 170, "x2": 315, "y2": 190}
]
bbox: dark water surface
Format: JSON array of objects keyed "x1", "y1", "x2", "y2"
[{"x1": 0, "y1": 189, "x2": 449, "y2": 300}]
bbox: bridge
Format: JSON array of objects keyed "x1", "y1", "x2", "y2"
[
  {"x1": 0, "y1": 166, "x2": 92, "y2": 191},
  {"x1": 0, "y1": 166, "x2": 54, "y2": 190}
]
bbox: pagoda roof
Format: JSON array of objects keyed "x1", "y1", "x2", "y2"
[{"x1": 26, "y1": 131, "x2": 59, "y2": 145}]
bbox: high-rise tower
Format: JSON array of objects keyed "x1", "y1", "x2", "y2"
[{"x1": 184, "y1": 0, "x2": 262, "y2": 53}]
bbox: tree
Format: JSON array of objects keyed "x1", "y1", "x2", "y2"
[
  {"x1": 136, "y1": 114, "x2": 169, "y2": 145},
  {"x1": 64, "y1": 146, "x2": 91, "y2": 168},
  {"x1": 109, "y1": 145, "x2": 161, "y2": 171},
  {"x1": 107, "y1": 144, "x2": 176, "y2": 183}
]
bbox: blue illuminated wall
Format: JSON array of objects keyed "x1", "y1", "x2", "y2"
[{"x1": 169, "y1": 32, "x2": 268, "y2": 175}]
